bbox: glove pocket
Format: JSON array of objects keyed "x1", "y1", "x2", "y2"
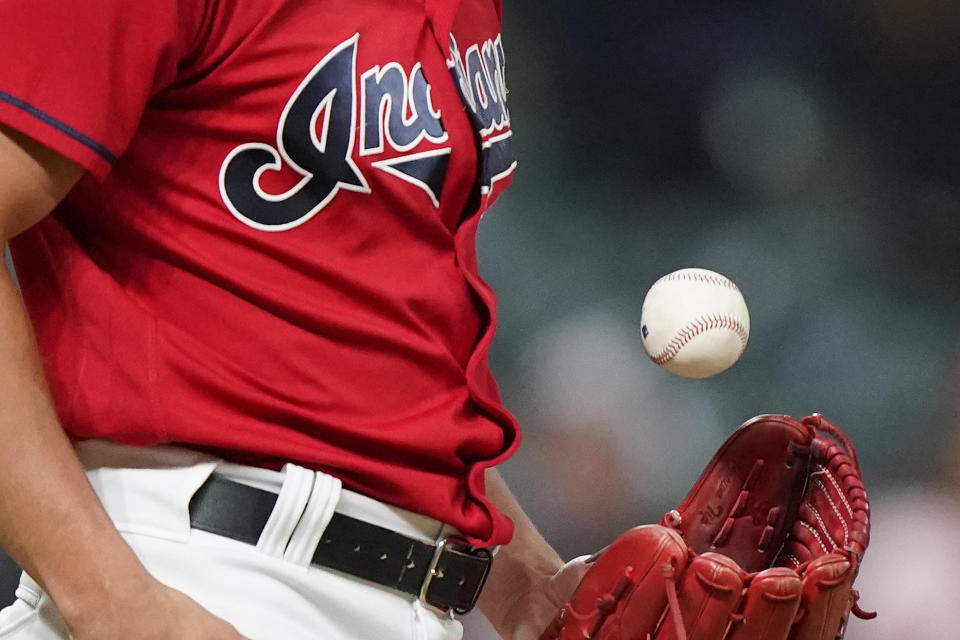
[{"x1": 726, "y1": 567, "x2": 802, "y2": 640}]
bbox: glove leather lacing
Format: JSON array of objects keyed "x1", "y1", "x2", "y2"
[
  {"x1": 661, "y1": 559, "x2": 688, "y2": 640},
  {"x1": 799, "y1": 414, "x2": 875, "y2": 621}
]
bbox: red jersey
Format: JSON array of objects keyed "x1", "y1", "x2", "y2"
[{"x1": 0, "y1": 0, "x2": 519, "y2": 545}]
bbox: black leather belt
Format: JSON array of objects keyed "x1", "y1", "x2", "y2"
[{"x1": 188, "y1": 475, "x2": 493, "y2": 613}]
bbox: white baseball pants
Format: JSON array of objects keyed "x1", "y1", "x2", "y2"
[{"x1": 0, "y1": 441, "x2": 464, "y2": 640}]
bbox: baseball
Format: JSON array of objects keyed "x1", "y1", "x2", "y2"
[{"x1": 640, "y1": 268, "x2": 750, "y2": 378}]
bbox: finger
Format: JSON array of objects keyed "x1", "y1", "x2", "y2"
[{"x1": 547, "y1": 554, "x2": 593, "y2": 605}]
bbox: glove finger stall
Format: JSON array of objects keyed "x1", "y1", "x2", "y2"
[
  {"x1": 653, "y1": 552, "x2": 745, "y2": 640},
  {"x1": 726, "y1": 568, "x2": 802, "y2": 640},
  {"x1": 788, "y1": 553, "x2": 854, "y2": 640},
  {"x1": 540, "y1": 525, "x2": 688, "y2": 640}
]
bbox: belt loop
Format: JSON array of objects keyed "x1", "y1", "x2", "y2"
[
  {"x1": 256, "y1": 464, "x2": 314, "y2": 558},
  {"x1": 284, "y1": 472, "x2": 342, "y2": 566},
  {"x1": 14, "y1": 573, "x2": 42, "y2": 608}
]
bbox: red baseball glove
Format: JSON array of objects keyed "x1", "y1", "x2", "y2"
[{"x1": 539, "y1": 414, "x2": 874, "y2": 640}]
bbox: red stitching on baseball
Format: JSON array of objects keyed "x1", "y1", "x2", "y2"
[
  {"x1": 649, "y1": 314, "x2": 748, "y2": 365},
  {"x1": 653, "y1": 271, "x2": 741, "y2": 293}
]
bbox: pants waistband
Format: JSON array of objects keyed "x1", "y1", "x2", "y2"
[{"x1": 74, "y1": 439, "x2": 452, "y2": 552}]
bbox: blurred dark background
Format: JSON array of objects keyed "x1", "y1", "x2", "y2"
[
  {"x1": 4, "y1": 1, "x2": 960, "y2": 637},
  {"x1": 466, "y1": 1, "x2": 960, "y2": 637}
]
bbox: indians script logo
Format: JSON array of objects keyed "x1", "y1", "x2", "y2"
[
  {"x1": 220, "y1": 33, "x2": 515, "y2": 232},
  {"x1": 446, "y1": 34, "x2": 515, "y2": 199}
]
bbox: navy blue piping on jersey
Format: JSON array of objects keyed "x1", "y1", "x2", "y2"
[{"x1": 0, "y1": 90, "x2": 116, "y2": 164}]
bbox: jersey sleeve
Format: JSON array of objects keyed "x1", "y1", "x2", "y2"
[{"x1": 0, "y1": 0, "x2": 204, "y2": 180}]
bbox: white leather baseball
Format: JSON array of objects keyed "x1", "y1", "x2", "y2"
[{"x1": 640, "y1": 268, "x2": 750, "y2": 378}]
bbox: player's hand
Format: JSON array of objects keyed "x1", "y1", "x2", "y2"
[
  {"x1": 64, "y1": 576, "x2": 250, "y2": 640},
  {"x1": 489, "y1": 555, "x2": 592, "y2": 640}
]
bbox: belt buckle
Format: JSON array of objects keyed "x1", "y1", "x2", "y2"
[{"x1": 419, "y1": 536, "x2": 492, "y2": 614}]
